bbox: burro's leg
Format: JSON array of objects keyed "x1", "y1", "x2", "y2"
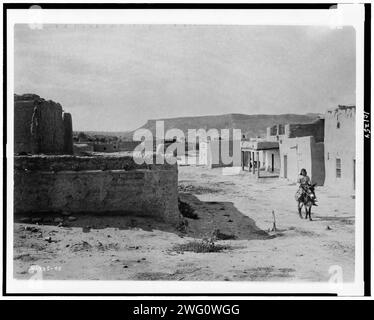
[
  {"x1": 308, "y1": 205, "x2": 312, "y2": 221},
  {"x1": 297, "y1": 201, "x2": 302, "y2": 218}
]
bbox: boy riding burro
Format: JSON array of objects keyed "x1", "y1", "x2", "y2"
[{"x1": 295, "y1": 168, "x2": 318, "y2": 220}]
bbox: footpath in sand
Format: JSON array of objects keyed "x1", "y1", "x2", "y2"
[{"x1": 13, "y1": 166, "x2": 355, "y2": 282}]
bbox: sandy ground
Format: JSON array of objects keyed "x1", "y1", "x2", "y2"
[{"x1": 14, "y1": 165, "x2": 355, "y2": 282}]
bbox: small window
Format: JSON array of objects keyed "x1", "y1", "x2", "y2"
[
  {"x1": 336, "y1": 158, "x2": 342, "y2": 178},
  {"x1": 337, "y1": 121, "x2": 340, "y2": 129}
]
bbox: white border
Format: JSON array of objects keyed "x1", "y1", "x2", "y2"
[{"x1": 4, "y1": 4, "x2": 366, "y2": 296}]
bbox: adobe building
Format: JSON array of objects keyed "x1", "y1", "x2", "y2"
[
  {"x1": 240, "y1": 123, "x2": 288, "y2": 176},
  {"x1": 199, "y1": 136, "x2": 241, "y2": 168},
  {"x1": 324, "y1": 105, "x2": 356, "y2": 192},
  {"x1": 93, "y1": 142, "x2": 119, "y2": 153},
  {"x1": 278, "y1": 118, "x2": 325, "y2": 186},
  {"x1": 241, "y1": 140, "x2": 280, "y2": 176},
  {"x1": 14, "y1": 94, "x2": 73, "y2": 155}
]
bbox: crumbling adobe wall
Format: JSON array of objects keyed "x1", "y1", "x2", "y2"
[
  {"x1": 14, "y1": 155, "x2": 181, "y2": 224},
  {"x1": 14, "y1": 154, "x2": 172, "y2": 171},
  {"x1": 14, "y1": 94, "x2": 73, "y2": 154},
  {"x1": 63, "y1": 113, "x2": 73, "y2": 154}
]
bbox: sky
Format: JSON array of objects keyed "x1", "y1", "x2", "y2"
[{"x1": 14, "y1": 24, "x2": 355, "y2": 131}]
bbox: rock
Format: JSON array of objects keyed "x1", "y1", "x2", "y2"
[
  {"x1": 326, "y1": 225, "x2": 332, "y2": 230},
  {"x1": 44, "y1": 236, "x2": 52, "y2": 243},
  {"x1": 68, "y1": 216, "x2": 77, "y2": 221},
  {"x1": 54, "y1": 217, "x2": 63, "y2": 223},
  {"x1": 212, "y1": 229, "x2": 236, "y2": 240},
  {"x1": 123, "y1": 265, "x2": 128, "y2": 268},
  {"x1": 25, "y1": 226, "x2": 40, "y2": 232},
  {"x1": 70, "y1": 241, "x2": 92, "y2": 252}
]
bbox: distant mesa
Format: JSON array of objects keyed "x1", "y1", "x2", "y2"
[{"x1": 128, "y1": 113, "x2": 322, "y2": 139}]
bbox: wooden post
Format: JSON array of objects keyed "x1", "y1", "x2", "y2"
[
  {"x1": 241, "y1": 151, "x2": 244, "y2": 171},
  {"x1": 257, "y1": 151, "x2": 260, "y2": 178},
  {"x1": 247, "y1": 151, "x2": 250, "y2": 171},
  {"x1": 252, "y1": 151, "x2": 255, "y2": 174},
  {"x1": 271, "y1": 210, "x2": 277, "y2": 231}
]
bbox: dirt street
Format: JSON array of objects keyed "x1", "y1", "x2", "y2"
[{"x1": 14, "y1": 165, "x2": 355, "y2": 282}]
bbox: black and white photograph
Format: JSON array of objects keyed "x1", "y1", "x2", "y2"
[{"x1": 1, "y1": 1, "x2": 371, "y2": 298}]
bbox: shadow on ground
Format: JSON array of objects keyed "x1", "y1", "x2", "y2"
[
  {"x1": 179, "y1": 193, "x2": 270, "y2": 240},
  {"x1": 14, "y1": 192, "x2": 270, "y2": 241}
]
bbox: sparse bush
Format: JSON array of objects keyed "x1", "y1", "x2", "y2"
[{"x1": 173, "y1": 237, "x2": 231, "y2": 253}]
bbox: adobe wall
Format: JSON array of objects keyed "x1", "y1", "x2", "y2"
[
  {"x1": 63, "y1": 113, "x2": 73, "y2": 154},
  {"x1": 311, "y1": 141, "x2": 325, "y2": 186},
  {"x1": 14, "y1": 155, "x2": 180, "y2": 224},
  {"x1": 279, "y1": 136, "x2": 313, "y2": 183},
  {"x1": 286, "y1": 119, "x2": 325, "y2": 142},
  {"x1": 14, "y1": 94, "x2": 73, "y2": 155},
  {"x1": 14, "y1": 154, "x2": 172, "y2": 172},
  {"x1": 266, "y1": 119, "x2": 324, "y2": 143},
  {"x1": 324, "y1": 106, "x2": 356, "y2": 191},
  {"x1": 264, "y1": 149, "x2": 280, "y2": 172},
  {"x1": 279, "y1": 136, "x2": 325, "y2": 186},
  {"x1": 93, "y1": 143, "x2": 119, "y2": 153}
]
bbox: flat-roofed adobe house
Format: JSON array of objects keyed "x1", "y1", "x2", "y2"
[
  {"x1": 324, "y1": 105, "x2": 356, "y2": 192},
  {"x1": 241, "y1": 139, "x2": 280, "y2": 177},
  {"x1": 278, "y1": 118, "x2": 325, "y2": 186}
]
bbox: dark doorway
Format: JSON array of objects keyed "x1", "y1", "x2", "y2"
[
  {"x1": 353, "y1": 159, "x2": 356, "y2": 191},
  {"x1": 283, "y1": 155, "x2": 287, "y2": 178}
]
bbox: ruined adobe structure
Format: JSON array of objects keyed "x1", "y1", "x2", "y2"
[
  {"x1": 14, "y1": 155, "x2": 180, "y2": 224},
  {"x1": 14, "y1": 94, "x2": 180, "y2": 223},
  {"x1": 14, "y1": 94, "x2": 73, "y2": 154},
  {"x1": 324, "y1": 105, "x2": 356, "y2": 192}
]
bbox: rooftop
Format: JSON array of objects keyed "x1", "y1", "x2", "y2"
[{"x1": 241, "y1": 140, "x2": 279, "y2": 150}]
